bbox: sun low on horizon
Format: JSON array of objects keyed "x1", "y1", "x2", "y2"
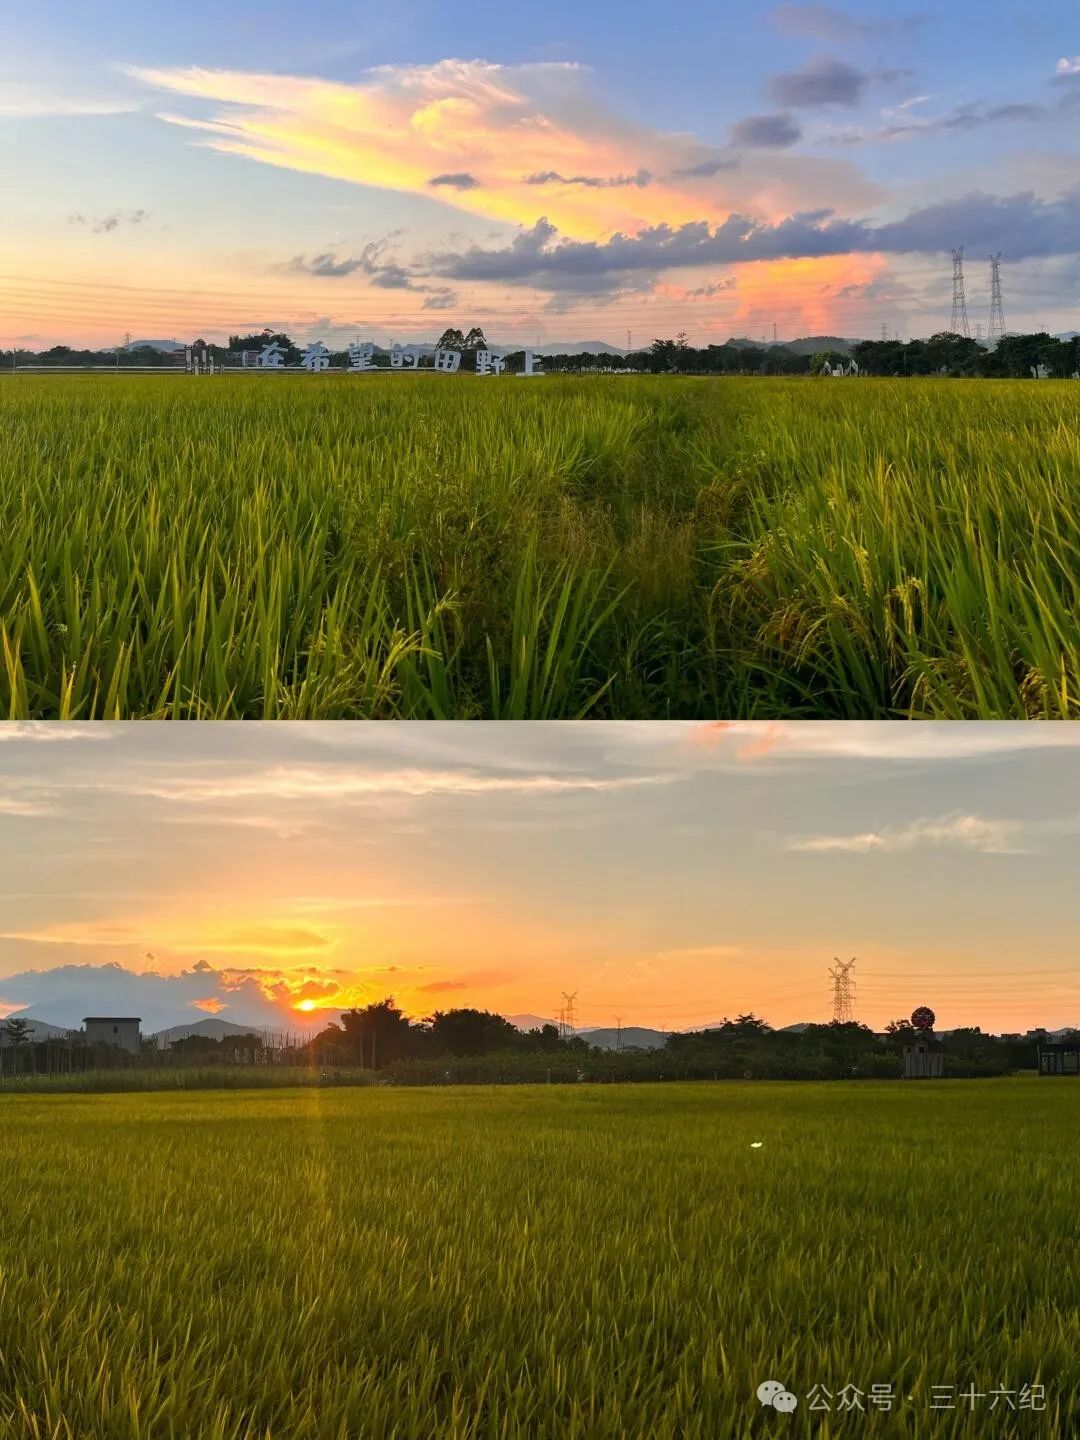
[{"x1": 0, "y1": 721, "x2": 1079, "y2": 1038}]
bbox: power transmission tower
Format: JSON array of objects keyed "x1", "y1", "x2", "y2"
[
  {"x1": 949, "y1": 248, "x2": 970, "y2": 337},
  {"x1": 881, "y1": 322, "x2": 888, "y2": 341},
  {"x1": 828, "y1": 957, "x2": 856, "y2": 1024},
  {"x1": 559, "y1": 991, "x2": 577, "y2": 1039},
  {"x1": 988, "y1": 254, "x2": 1007, "y2": 343},
  {"x1": 773, "y1": 321, "x2": 778, "y2": 343},
  {"x1": 614, "y1": 1014, "x2": 623, "y2": 1052}
]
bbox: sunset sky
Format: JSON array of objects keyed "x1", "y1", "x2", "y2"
[
  {"x1": 1, "y1": 0, "x2": 1077, "y2": 349},
  {"x1": 1, "y1": 721, "x2": 1079, "y2": 1036}
]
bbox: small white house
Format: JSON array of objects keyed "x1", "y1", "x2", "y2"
[{"x1": 83, "y1": 1016, "x2": 142, "y2": 1054}]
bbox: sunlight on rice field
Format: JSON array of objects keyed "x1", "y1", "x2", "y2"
[
  {"x1": 1, "y1": 374, "x2": 1077, "y2": 719},
  {"x1": 0, "y1": 1081, "x2": 1073, "y2": 1438}
]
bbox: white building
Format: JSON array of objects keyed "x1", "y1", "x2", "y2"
[{"x1": 83, "y1": 1016, "x2": 142, "y2": 1054}]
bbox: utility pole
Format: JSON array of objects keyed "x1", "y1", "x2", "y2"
[
  {"x1": 950, "y1": 248, "x2": 970, "y2": 337},
  {"x1": 828, "y1": 957, "x2": 856, "y2": 1024}
]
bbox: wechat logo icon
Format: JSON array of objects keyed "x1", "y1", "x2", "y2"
[{"x1": 758, "y1": 1380, "x2": 798, "y2": 1412}]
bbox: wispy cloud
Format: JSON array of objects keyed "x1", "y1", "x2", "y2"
[
  {"x1": 110, "y1": 765, "x2": 671, "y2": 804},
  {"x1": 0, "y1": 725, "x2": 110, "y2": 743},
  {"x1": 125, "y1": 59, "x2": 878, "y2": 248},
  {"x1": 0, "y1": 798, "x2": 55, "y2": 818},
  {"x1": 687, "y1": 721, "x2": 1080, "y2": 763},
  {"x1": 0, "y1": 919, "x2": 338, "y2": 957},
  {"x1": 69, "y1": 209, "x2": 151, "y2": 234},
  {"x1": 0, "y1": 81, "x2": 139, "y2": 118},
  {"x1": 524, "y1": 167, "x2": 652, "y2": 188},
  {"x1": 787, "y1": 814, "x2": 1027, "y2": 854},
  {"x1": 771, "y1": 4, "x2": 927, "y2": 44}
]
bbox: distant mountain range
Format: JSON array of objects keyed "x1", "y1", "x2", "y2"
[
  {"x1": 122, "y1": 339, "x2": 185, "y2": 352},
  {"x1": 148, "y1": 1018, "x2": 288, "y2": 1045}
]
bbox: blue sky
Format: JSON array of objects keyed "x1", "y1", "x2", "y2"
[
  {"x1": 1, "y1": 1, "x2": 1077, "y2": 345},
  {"x1": 1, "y1": 722, "x2": 1079, "y2": 1035}
]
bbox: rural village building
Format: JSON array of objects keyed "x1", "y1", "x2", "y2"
[
  {"x1": 1037, "y1": 1040, "x2": 1080, "y2": 1075},
  {"x1": 82, "y1": 1016, "x2": 142, "y2": 1054}
]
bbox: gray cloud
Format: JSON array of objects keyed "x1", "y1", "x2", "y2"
[
  {"x1": 523, "y1": 167, "x2": 652, "y2": 188},
  {"x1": 730, "y1": 113, "x2": 803, "y2": 148},
  {"x1": 685, "y1": 278, "x2": 738, "y2": 298},
  {"x1": 0, "y1": 960, "x2": 333, "y2": 1032},
  {"x1": 369, "y1": 263, "x2": 414, "y2": 290},
  {"x1": 670, "y1": 157, "x2": 741, "y2": 178},
  {"x1": 288, "y1": 240, "x2": 421, "y2": 292},
  {"x1": 829, "y1": 98, "x2": 1051, "y2": 145},
  {"x1": 425, "y1": 188, "x2": 1080, "y2": 291},
  {"x1": 772, "y1": 4, "x2": 926, "y2": 44},
  {"x1": 292, "y1": 251, "x2": 367, "y2": 278},
  {"x1": 769, "y1": 55, "x2": 909, "y2": 108},
  {"x1": 1054, "y1": 68, "x2": 1080, "y2": 110},
  {"x1": 68, "y1": 209, "x2": 151, "y2": 234},
  {"x1": 421, "y1": 290, "x2": 458, "y2": 310},
  {"x1": 985, "y1": 102, "x2": 1045, "y2": 122},
  {"x1": 428, "y1": 172, "x2": 481, "y2": 190}
]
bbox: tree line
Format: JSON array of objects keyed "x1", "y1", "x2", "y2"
[
  {"x1": 6, "y1": 326, "x2": 1077, "y2": 378},
  {"x1": 2, "y1": 1003, "x2": 1056, "y2": 1083},
  {"x1": 623, "y1": 331, "x2": 1080, "y2": 378}
]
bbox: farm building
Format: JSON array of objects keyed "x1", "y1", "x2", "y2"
[
  {"x1": 902, "y1": 1039, "x2": 944, "y2": 1078},
  {"x1": 1037, "y1": 1041, "x2": 1080, "y2": 1075},
  {"x1": 82, "y1": 1016, "x2": 142, "y2": 1055}
]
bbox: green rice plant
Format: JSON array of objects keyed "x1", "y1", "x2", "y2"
[
  {"x1": 0, "y1": 1080, "x2": 1076, "y2": 1438},
  {"x1": 0, "y1": 373, "x2": 1077, "y2": 717}
]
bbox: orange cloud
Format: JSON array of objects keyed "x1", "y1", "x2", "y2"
[
  {"x1": 126, "y1": 61, "x2": 881, "y2": 244},
  {"x1": 730, "y1": 254, "x2": 888, "y2": 334}
]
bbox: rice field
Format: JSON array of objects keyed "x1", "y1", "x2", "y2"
[
  {"x1": 0, "y1": 373, "x2": 1077, "y2": 719},
  {"x1": 0, "y1": 1080, "x2": 1074, "y2": 1438}
]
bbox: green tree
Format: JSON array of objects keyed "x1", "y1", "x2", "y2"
[
  {"x1": 3, "y1": 1017, "x2": 32, "y2": 1075},
  {"x1": 339, "y1": 998, "x2": 417, "y2": 1068},
  {"x1": 429, "y1": 1008, "x2": 519, "y2": 1057}
]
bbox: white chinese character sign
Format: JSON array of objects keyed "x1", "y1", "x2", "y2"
[
  {"x1": 257, "y1": 341, "x2": 286, "y2": 369},
  {"x1": 347, "y1": 342, "x2": 376, "y2": 372},
  {"x1": 433, "y1": 348, "x2": 462, "y2": 374},
  {"x1": 475, "y1": 350, "x2": 505, "y2": 376},
  {"x1": 300, "y1": 342, "x2": 331, "y2": 372},
  {"x1": 186, "y1": 334, "x2": 546, "y2": 377}
]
